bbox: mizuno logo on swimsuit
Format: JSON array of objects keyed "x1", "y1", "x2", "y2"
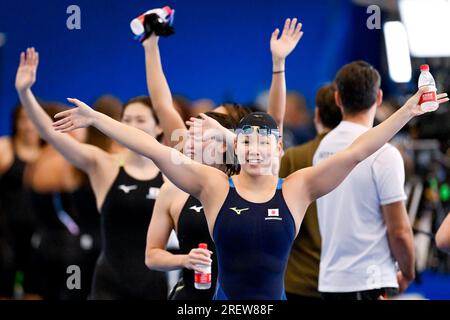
[
  {"x1": 189, "y1": 205, "x2": 203, "y2": 213},
  {"x1": 118, "y1": 184, "x2": 138, "y2": 194},
  {"x1": 229, "y1": 207, "x2": 249, "y2": 215}
]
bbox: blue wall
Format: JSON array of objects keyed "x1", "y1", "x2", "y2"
[{"x1": 0, "y1": 0, "x2": 381, "y2": 135}]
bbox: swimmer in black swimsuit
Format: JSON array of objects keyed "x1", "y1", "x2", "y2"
[{"x1": 16, "y1": 49, "x2": 167, "y2": 299}]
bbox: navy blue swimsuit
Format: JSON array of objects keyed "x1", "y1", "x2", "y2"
[{"x1": 212, "y1": 177, "x2": 296, "y2": 300}]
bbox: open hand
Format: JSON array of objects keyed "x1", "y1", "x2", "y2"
[
  {"x1": 270, "y1": 18, "x2": 303, "y2": 61},
  {"x1": 186, "y1": 113, "x2": 222, "y2": 133},
  {"x1": 406, "y1": 86, "x2": 448, "y2": 116},
  {"x1": 15, "y1": 47, "x2": 39, "y2": 92},
  {"x1": 53, "y1": 98, "x2": 96, "y2": 133}
]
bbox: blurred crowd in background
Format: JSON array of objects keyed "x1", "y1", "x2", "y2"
[{"x1": 1, "y1": 0, "x2": 450, "y2": 300}]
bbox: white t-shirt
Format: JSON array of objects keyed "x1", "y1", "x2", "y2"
[{"x1": 313, "y1": 121, "x2": 406, "y2": 293}]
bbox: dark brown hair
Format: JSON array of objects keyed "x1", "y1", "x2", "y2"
[
  {"x1": 11, "y1": 103, "x2": 46, "y2": 147},
  {"x1": 11, "y1": 103, "x2": 23, "y2": 138},
  {"x1": 335, "y1": 61, "x2": 381, "y2": 114},
  {"x1": 219, "y1": 103, "x2": 252, "y2": 127},
  {"x1": 173, "y1": 95, "x2": 191, "y2": 122},
  {"x1": 122, "y1": 96, "x2": 159, "y2": 123},
  {"x1": 315, "y1": 83, "x2": 342, "y2": 129}
]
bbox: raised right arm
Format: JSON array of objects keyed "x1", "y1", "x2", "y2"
[
  {"x1": 15, "y1": 48, "x2": 101, "y2": 172},
  {"x1": 142, "y1": 35, "x2": 187, "y2": 148},
  {"x1": 268, "y1": 18, "x2": 303, "y2": 136},
  {"x1": 53, "y1": 98, "x2": 226, "y2": 200}
]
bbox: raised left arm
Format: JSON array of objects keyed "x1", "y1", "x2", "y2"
[
  {"x1": 287, "y1": 87, "x2": 448, "y2": 203},
  {"x1": 268, "y1": 18, "x2": 303, "y2": 136},
  {"x1": 186, "y1": 19, "x2": 305, "y2": 146}
]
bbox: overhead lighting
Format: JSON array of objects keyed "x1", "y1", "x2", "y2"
[
  {"x1": 399, "y1": 0, "x2": 450, "y2": 57},
  {"x1": 384, "y1": 21, "x2": 412, "y2": 83}
]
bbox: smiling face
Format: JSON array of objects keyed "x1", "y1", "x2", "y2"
[
  {"x1": 121, "y1": 102, "x2": 161, "y2": 138},
  {"x1": 235, "y1": 128, "x2": 282, "y2": 176}
]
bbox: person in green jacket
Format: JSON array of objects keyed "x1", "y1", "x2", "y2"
[{"x1": 280, "y1": 83, "x2": 342, "y2": 300}]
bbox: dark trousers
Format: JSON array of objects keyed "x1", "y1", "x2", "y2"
[
  {"x1": 286, "y1": 292, "x2": 322, "y2": 302},
  {"x1": 321, "y1": 288, "x2": 399, "y2": 300}
]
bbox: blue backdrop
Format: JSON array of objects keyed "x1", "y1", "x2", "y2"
[{"x1": 0, "y1": 0, "x2": 381, "y2": 135}]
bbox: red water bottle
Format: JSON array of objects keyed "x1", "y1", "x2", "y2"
[
  {"x1": 418, "y1": 64, "x2": 438, "y2": 112},
  {"x1": 194, "y1": 243, "x2": 211, "y2": 290}
]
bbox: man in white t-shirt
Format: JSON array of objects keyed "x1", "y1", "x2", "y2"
[{"x1": 313, "y1": 61, "x2": 415, "y2": 300}]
